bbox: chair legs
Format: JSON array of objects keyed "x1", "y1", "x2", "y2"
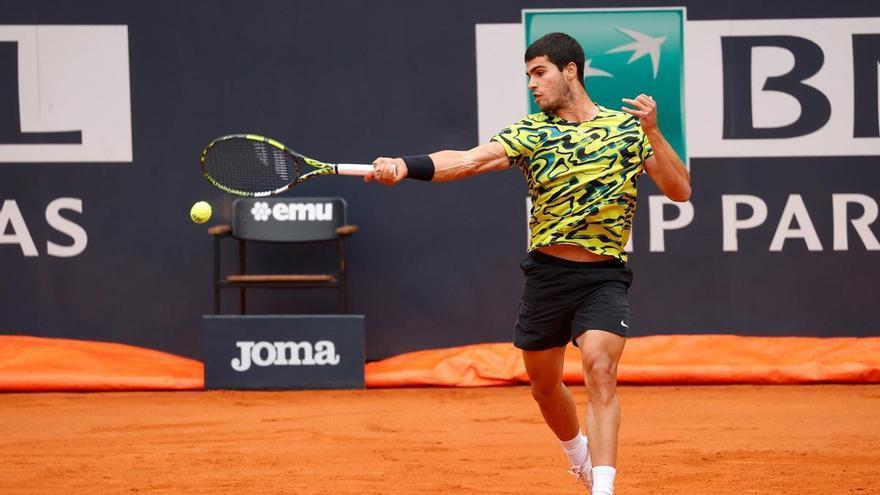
[
  {"x1": 338, "y1": 238, "x2": 348, "y2": 314},
  {"x1": 213, "y1": 235, "x2": 221, "y2": 314},
  {"x1": 238, "y1": 240, "x2": 246, "y2": 315}
]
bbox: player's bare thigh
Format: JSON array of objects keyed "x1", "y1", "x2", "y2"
[{"x1": 522, "y1": 346, "x2": 567, "y2": 387}]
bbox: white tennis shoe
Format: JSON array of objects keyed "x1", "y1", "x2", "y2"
[{"x1": 568, "y1": 454, "x2": 593, "y2": 490}]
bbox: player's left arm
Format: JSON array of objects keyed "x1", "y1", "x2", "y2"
[{"x1": 622, "y1": 94, "x2": 691, "y2": 202}]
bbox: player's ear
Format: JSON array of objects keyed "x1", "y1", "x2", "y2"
[{"x1": 565, "y1": 62, "x2": 577, "y2": 82}]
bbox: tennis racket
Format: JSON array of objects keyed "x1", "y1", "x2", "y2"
[{"x1": 200, "y1": 134, "x2": 379, "y2": 197}]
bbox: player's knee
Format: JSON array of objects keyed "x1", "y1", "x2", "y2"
[
  {"x1": 587, "y1": 360, "x2": 615, "y2": 385},
  {"x1": 529, "y1": 381, "x2": 562, "y2": 406},
  {"x1": 585, "y1": 358, "x2": 616, "y2": 400}
]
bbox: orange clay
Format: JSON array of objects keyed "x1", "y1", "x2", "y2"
[{"x1": 1, "y1": 385, "x2": 878, "y2": 494}]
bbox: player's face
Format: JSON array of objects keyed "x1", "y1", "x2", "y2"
[{"x1": 526, "y1": 56, "x2": 571, "y2": 113}]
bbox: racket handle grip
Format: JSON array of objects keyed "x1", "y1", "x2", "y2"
[{"x1": 336, "y1": 164, "x2": 374, "y2": 176}]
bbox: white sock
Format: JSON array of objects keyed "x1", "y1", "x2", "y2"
[
  {"x1": 560, "y1": 432, "x2": 589, "y2": 468},
  {"x1": 591, "y1": 465, "x2": 616, "y2": 495}
]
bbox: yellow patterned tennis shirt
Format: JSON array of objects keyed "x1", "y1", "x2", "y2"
[{"x1": 492, "y1": 106, "x2": 653, "y2": 261}]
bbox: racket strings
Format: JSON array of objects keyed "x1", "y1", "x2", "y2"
[{"x1": 203, "y1": 139, "x2": 301, "y2": 194}]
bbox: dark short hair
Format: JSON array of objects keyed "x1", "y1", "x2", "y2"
[{"x1": 524, "y1": 32, "x2": 585, "y2": 87}]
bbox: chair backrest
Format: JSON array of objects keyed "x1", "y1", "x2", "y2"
[{"x1": 232, "y1": 197, "x2": 348, "y2": 242}]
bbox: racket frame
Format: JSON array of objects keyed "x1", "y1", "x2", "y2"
[{"x1": 200, "y1": 133, "x2": 372, "y2": 197}]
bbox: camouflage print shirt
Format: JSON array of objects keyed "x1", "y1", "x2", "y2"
[{"x1": 492, "y1": 106, "x2": 653, "y2": 261}]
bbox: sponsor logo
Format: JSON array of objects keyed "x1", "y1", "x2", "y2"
[
  {"x1": 0, "y1": 25, "x2": 132, "y2": 162},
  {"x1": 251, "y1": 201, "x2": 334, "y2": 222},
  {"x1": 251, "y1": 202, "x2": 272, "y2": 221},
  {"x1": 523, "y1": 8, "x2": 687, "y2": 161},
  {"x1": 630, "y1": 193, "x2": 879, "y2": 253},
  {"x1": 687, "y1": 17, "x2": 880, "y2": 157},
  {"x1": 476, "y1": 13, "x2": 880, "y2": 157},
  {"x1": 0, "y1": 198, "x2": 87, "y2": 257},
  {"x1": 231, "y1": 340, "x2": 341, "y2": 372}
]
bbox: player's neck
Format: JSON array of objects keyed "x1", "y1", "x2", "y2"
[{"x1": 554, "y1": 89, "x2": 597, "y2": 123}]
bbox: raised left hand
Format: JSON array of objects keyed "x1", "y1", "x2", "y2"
[{"x1": 622, "y1": 94, "x2": 658, "y2": 132}]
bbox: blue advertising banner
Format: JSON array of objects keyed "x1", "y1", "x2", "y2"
[{"x1": 1, "y1": 1, "x2": 878, "y2": 360}]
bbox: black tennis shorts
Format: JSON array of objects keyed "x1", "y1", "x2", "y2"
[{"x1": 514, "y1": 250, "x2": 633, "y2": 351}]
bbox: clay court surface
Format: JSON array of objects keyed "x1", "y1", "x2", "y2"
[{"x1": 2, "y1": 385, "x2": 878, "y2": 494}]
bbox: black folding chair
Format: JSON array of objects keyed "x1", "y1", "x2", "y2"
[{"x1": 209, "y1": 197, "x2": 357, "y2": 314}]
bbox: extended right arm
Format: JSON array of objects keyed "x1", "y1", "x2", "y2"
[{"x1": 365, "y1": 141, "x2": 511, "y2": 185}]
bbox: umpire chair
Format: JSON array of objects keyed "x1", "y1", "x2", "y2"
[{"x1": 209, "y1": 197, "x2": 357, "y2": 314}]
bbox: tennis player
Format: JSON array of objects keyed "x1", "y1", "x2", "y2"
[{"x1": 366, "y1": 32, "x2": 690, "y2": 494}]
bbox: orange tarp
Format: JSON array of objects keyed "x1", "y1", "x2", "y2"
[
  {"x1": 2, "y1": 335, "x2": 880, "y2": 391},
  {"x1": 364, "y1": 335, "x2": 880, "y2": 387},
  {"x1": 0, "y1": 336, "x2": 203, "y2": 392}
]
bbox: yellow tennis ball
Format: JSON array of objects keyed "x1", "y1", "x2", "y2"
[{"x1": 190, "y1": 201, "x2": 212, "y2": 224}]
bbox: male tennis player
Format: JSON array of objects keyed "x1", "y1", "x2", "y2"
[{"x1": 366, "y1": 32, "x2": 690, "y2": 494}]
